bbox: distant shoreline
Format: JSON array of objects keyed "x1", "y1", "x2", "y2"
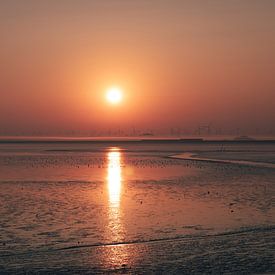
[{"x1": 0, "y1": 137, "x2": 275, "y2": 144}]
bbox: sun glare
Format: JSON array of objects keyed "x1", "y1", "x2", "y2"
[{"x1": 106, "y1": 87, "x2": 123, "y2": 104}]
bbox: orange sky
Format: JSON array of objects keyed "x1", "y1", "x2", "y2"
[{"x1": 0, "y1": 0, "x2": 275, "y2": 136}]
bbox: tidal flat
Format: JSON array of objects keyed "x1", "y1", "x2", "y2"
[{"x1": 0, "y1": 140, "x2": 274, "y2": 274}]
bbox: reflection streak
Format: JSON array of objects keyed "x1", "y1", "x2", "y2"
[
  {"x1": 107, "y1": 149, "x2": 122, "y2": 207},
  {"x1": 106, "y1": 148, "x2": 124, "y2": 244}
]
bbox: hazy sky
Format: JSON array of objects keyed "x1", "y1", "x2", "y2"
[{"x1": 1, "y1": 0, "x2": 275, "y2": 136}]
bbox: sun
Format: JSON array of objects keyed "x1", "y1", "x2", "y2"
[{"x1": 106, "y1": 87, "x2": 123, "y2": 104}]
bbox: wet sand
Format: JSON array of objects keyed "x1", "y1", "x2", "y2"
[
  {"x1": 0, "y1": 141, "x2": 274, "y2": 273},
  {"x1": 170, "y1": 152, "x2": 275, "y2": 169}
]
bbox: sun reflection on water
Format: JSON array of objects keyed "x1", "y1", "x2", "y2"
[
  {"x1": 107, "y1": 148, "x2": 122, "y2": 207},
  {"x1": 106, "y1": 147, "x2": 124, "y2": 245}
]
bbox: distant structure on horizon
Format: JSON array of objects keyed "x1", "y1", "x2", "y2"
[{"x1": 234, "y1": 135, "x2": 255, "y2": 141}]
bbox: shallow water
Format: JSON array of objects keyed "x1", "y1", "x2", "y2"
[{"x1": 0, "y1": 141, "x2": 274, "y2": 273}]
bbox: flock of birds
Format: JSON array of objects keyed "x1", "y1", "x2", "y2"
[{"x1": 0, "y1": 152, "x2": 264, "y2": 174}]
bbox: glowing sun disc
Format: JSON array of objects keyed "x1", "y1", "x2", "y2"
[{"x1": 106, "y1": 87, "x2": 123, "y2": 104}]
